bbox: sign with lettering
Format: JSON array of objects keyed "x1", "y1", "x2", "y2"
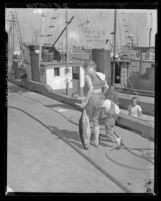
[{"x1": 83, "y1": 28, "x2": 106, "y2": 49}]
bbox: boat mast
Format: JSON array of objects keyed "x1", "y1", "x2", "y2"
[
  {"x1": 11, "y1": 11, "x2": 15, "y2": 80},
  {"x1": 149, "y1": 12, "x2": 152, "y2": 49},
  {"x1": 39, "y1": 13, "x2": 45, "y2": 74},
  {"x1": 112, "y1": 9, "x2": 117, "y2": 86},
  {"x1": 66, "y1": 8, "x2": 69, "y2": 96},
  {"x1": 14, "y1": 9, "x2": 24, "y2": 64}
]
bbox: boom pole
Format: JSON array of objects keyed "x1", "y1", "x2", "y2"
[{"x1": 49, "y1": 16, "x2": 74, "y2": 51}]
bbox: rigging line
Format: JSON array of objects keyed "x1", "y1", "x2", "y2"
[
  {"x1": 75, "y1": 11, "x2": 81, "y2": 28},
  {"x1": 124, "y1": 23, "x2": 128, "y2": 46},
  {"x1": 53, "y1": 12, "x2": 60, "y2": 49},
  {"x1": 14, "y1": 13, "x2": 22, "y2": 52},
  {"x1": 51, "y1": 12, "x2": 58, "y2": 44},
  {"x1": 98, "y1": 11, "x2": 101, "y2": 30},
  {"x1": 135, "y1": 25, "x2": 138, "y2": 46},
  {"x1": 101, "y1": 11, "x2": 104, "y2": 30},
  {"x1": 49, "y1": 11, "x2": 57, "y2": 45},
  {"x1": 30, "y1": 12, "x2": 34, "y2": 44},
  {"x1": 86, "y1": 9, "x2": 89, "y2": 22},
  {"x1": 42, "y1": 11, "x2": 49, "y2": 45},
  {"x1": 8, "y1": 11, "x2": 13, "y2": 54},
  {"x1": 14, "y1": 9, "x2": 23, "y2": 47},
  {"x1": 48, "y1": 10, "x2": 57, "y2": 44},
  {"x1": 76, "y1": 11, "x2": 86, "y2": 63},
  {"x1": 75, "y1": 12, "x2": 84, "y2": 46},
  {"x1": 122, "y1": 14, "x2": 128, "y2": 46},
  {"x1": 127, "y1": 18, "x2": 130, "y2": 38},
  {"x1": 46, "y1": 10, "x2": 53, "y2": 44},
  {"x1": 86, "y1": 9, "x2": 91, "y2": 48},
  {"x1": 99, "y1": 11, "x2": 103, "y2": 31},
  {"x1": 86, "y1": 9, "x2": 90, "y2": 29},
  {"x1": 118, "y1": 12, "x2": 122, "y2": 53}
]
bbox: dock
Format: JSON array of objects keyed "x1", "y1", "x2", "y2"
[{"x1": 7, "y1": 82, "x2": 154, "y2": 193}]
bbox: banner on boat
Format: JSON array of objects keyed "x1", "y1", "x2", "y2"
[{"x1": 83, "y1": 28, "x2": 106, "y2": 49}]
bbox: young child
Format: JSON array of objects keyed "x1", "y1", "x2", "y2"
[
  {"x1": 128, "y1": 97, "x2": 142, "y2": 118},
  {"x1": 101, "y1": 87, "x2": 121, "y2": 146},
  {"x1": 102, "y1": 99, "x2": 121, "y2": 146}
]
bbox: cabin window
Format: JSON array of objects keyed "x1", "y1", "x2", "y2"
[
  {"x1": 54, "y1": 68, "x2": 60, "y2": 76},
  {"x1": 114, "y1": 62, "x2": 121, "y2": 84},
  {"x1": 72, "y1": 66, "x2": 80, "y2": 80}
]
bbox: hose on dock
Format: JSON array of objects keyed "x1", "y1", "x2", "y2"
[{"x1": 106, "y1": 131, "x2": 154, "y2": 170}]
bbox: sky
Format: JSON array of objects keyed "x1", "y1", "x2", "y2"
[{"x1": 5, "y1": 8, "x2": 157, "y2": 52}]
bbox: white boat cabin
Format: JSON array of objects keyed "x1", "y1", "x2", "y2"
[{"x1": 40, "y1": 61, "x2": 85, "y2": 97}]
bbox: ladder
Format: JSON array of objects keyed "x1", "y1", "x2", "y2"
[
  {"x1": 11, "y1": 10, "x2": 24, "y2": 64},
  {"x1": 14, "y1": 10, "x2": 23, "y2": 50},
  {"x1": 45, "y1": 11, "x2": 57, "y2": 45}
]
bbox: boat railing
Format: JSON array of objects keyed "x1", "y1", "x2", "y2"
[
  {"x1": 115, "y1": 85, "x2": 154, "y2": 97},
  {"x1": 41, "y1": 52, "x2": 54, "y2": 62}
]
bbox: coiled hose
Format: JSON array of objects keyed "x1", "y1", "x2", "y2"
[{"x1": 106, "y1": 131, "x2": 154, "y2": 170}]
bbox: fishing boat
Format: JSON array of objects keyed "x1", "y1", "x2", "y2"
[
  {"x1": 6, "y1": 9, "x2": 156, "y2": 115},
  {"x1": 109, "y1": 10, "x2": 155, "y2": 116}
]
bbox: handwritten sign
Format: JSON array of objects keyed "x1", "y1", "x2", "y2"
[{"x1": 83, "y1": 28, "x2": 106, "y2": 49}]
